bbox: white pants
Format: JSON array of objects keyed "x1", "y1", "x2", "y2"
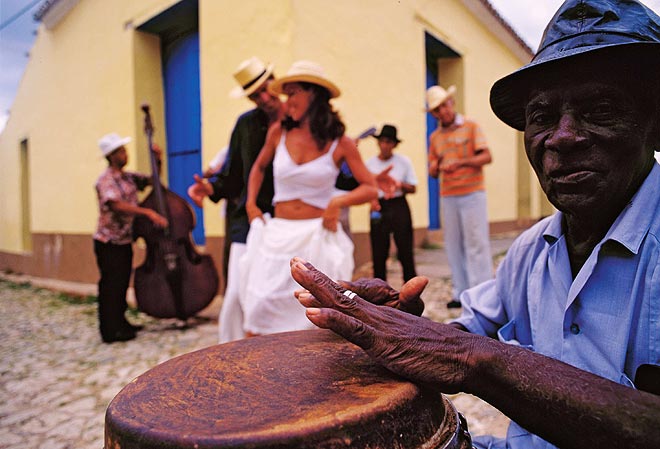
[
  {"x1": 441, "y1": 191, "x2": 493, "y2": 299},
  {"x1": 218, "y1": 242, "x2": 247, "y2": 343}
]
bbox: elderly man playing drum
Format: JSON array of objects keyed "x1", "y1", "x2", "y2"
[{"x1": 290, "y1": 0, "x2": 660, "y2": 448}]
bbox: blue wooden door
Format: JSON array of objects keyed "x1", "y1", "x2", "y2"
[
  {"x1": 424, "y1": 32, "x2": 460, "y2": 230},
  {"x1": 426, "y1": 65, "x2": 440, "y2": 230},
  {"x1": 163, "y1": 32, "x2": 205, "y2": 244}
]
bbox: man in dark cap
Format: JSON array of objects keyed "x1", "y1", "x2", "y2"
[
  {"x1": 365, "y1": 124, "x2": 418, "y2": 283},
  {"x1": 288, "y1": 1, "x2": 660, "y2": 447}
]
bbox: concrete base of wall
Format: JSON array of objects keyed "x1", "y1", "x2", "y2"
[{"x1": 0, "y1": 219, "x2": 537, "y2": 290}]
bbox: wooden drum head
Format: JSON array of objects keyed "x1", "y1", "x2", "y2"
[{"x1": 105, "y1": 329, "x2": 468, "y2": 448}]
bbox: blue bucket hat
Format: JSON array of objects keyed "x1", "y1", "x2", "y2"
[{"x1": 490, "y1": 0, "x2": 660, "y2": 131}]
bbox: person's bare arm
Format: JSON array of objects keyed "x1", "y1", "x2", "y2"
[
  {"x1": 289, "y1": 257, "x2": 660, "y2": 449},
  {"x1": 108, "y1": 200, "x2": 168, "y2": 228},
  {"x1": 400, "y1": 181, "x2": 416, "y2": 194},
  {"x1": 337, "y1": 135, "x2": 379, "y2": 203},
  {"x1": 322, "y1": 136, "x2": 378, "y2": 231},
  {"x1": 202, "y1": 167, "x2": 217, "y2": 178},
  {"x1": 246, "y1": 124, "x2": 279, "y2": 223},
  {"x1": 187, "y1": 174, "x2": 214, "y2": 207},
  {"x1": 440, "y1": 147, "x2": 492, "y2": 173}
]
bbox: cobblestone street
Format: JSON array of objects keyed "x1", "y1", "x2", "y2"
[{"x1": 1, "y1": 236, "x2": 517, "y2": 449}]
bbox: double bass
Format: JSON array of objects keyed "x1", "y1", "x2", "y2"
[{"x1": 133, "y1": 104, "x2": 219, "y2": 320}]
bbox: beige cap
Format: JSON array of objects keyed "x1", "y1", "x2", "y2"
[{"x1": 426, "y1": 85, "x2": 456, "y2": 111}]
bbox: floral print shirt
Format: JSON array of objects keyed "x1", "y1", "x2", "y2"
[{"x1": 93, "y1": 167, "x2": 149, "y2": 244}]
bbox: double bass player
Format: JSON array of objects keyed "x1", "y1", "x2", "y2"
[{"x1": 93, "y1": 132, "x2": 167, "y2": 343}]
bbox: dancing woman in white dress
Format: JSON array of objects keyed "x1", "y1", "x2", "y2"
[{"x1": 241, "y1": 61, "x2": 380, "y2": 336}]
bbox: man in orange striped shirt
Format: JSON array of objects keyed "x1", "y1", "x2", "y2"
[{"x1": 427, "y1": 85, "x2": 493, "y2": 308}]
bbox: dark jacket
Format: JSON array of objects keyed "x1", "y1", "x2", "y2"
[{"x1": 209, "y1": 108, "x2": 274, "y2": 243}]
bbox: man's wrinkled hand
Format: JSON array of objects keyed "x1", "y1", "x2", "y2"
[
  {"x1": 289, "y1": 257, "x2": 474, "y2": 392},
  {"x1": 337, "y1": 277, "x2": 427, "y2": 316}
]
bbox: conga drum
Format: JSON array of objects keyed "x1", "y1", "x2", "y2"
[{"x1": 105, "y1": 329, "x2": 472, "y2": 448}]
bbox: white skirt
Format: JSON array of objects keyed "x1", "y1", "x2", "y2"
[{"x1": 239, "y1": 216, "x2": 354, "y2": 335}]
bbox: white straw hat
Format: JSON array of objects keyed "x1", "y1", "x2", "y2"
[
  {"x1": 98, "y1": 132, "x2": 131, "y2": 157},
  {"x1": 229, "y1": 57, "x2": 275, "y2": 98},
  {"x1": 268, "y1": 60, "x2": 340, "y2": 98},
  {"x1": 426, "y1": 85, "x2": 456, "y2": 111}
]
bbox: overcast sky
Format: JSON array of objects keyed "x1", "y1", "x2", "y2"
[
  {"x1": 491, "y1": 0, "x2": 660, "y2": 51},
  {"x1": 1, "y1": 0, "x2": 660, "y2": 132}
]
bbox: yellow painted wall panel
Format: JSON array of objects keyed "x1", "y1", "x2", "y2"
[{"x1": 199, "y1": 0, "x2": 292, "y2": 235}]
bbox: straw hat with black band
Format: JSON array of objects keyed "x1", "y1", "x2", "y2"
[
  {"x1": 229, "y1": 57, "x2": 275, "y2": 99},
  {"x1": 490, "y1": 0, "x2": 660, "y2": 132},
  {"x1": 268, "y1": 60, "x2": 341, "y2": 98}
]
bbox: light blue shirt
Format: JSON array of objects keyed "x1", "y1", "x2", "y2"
[{"x1": 455, "y1": 163, "x2": 660, "y2": 449}]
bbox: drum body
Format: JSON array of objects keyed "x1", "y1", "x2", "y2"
[{"x1": 105, "y1": 329, "x2": 471, "y2": 448}]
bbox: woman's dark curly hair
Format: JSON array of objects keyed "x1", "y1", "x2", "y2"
[{"x1": 282, "y1": 82, "x2": 345, "y2": 150}]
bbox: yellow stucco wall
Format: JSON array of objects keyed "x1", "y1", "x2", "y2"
[
  {"x1": 0, "y1": 0, "x2": 174, "y2": 252},
  {"x1": 0, "y1": 0, "x2": 532, "y2": 257},
  {"x1": 199, "y1": 0, "x2": 293, "y2": 234}
]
